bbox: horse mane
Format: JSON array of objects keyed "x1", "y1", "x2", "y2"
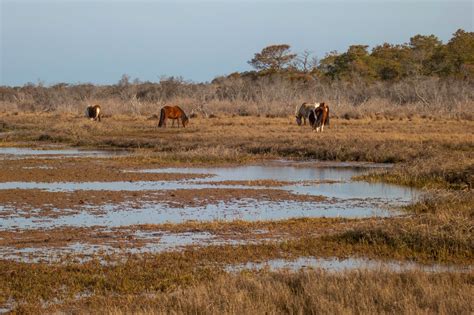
[{"x1": 158, "y1": 107, "x2": 166, "y2": 127}]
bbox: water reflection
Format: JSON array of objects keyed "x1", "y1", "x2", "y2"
[{"x1": 0, "y1": 163, "x2": 420, "y2": 229}]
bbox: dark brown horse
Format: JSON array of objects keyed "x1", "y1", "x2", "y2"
[
  {"x1": 158, "y1": 106, "x2": 189, "y2": 128},
  {"x1": 85, "y1": 105, "x2": 102, "y2": 122}
]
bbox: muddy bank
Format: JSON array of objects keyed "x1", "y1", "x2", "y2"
[
  {"x1": 0, "y1": 218, "x2": 368, "y2": 262},
  {"x1": 0, "y1": 157, "x2": 211, "y2": 182},
  {"x1": 0, "y1": 218, "x2": 355, "y2": 248}
]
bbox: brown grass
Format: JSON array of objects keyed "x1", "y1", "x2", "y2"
[
  {"x1": 65, "y1": 271, "x2": 474, "y2": 315},
  {"x1": 0, "y1": 112, "x2": 473, "y2": 313},
  {"x1": 1, "y1": 113, "x2": 472, "y2": 165}
]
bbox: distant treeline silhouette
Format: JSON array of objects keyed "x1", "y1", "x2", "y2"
[{"x1": 0, "y1": 29, "x2": 472, "y2": 117}]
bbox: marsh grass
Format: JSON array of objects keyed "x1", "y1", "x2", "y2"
[
  {"x1": 72, "y1": 271, "x2": 474, "y2": 315},
  {"x1": 329, "y1": 190, "x2": 473, "y2": 264},
  {"x1": 1, "y1": 113, "x2": 472, "y2": 165},
  {"x1": 5, "y1": 263, "x2": 473, "y2": 314},
  {"x1": 356, "y1": 155, "x2": 473, "y2": 189},
  {"x1": 1, "y1": 206, "x2": 472, "y2": 313}
]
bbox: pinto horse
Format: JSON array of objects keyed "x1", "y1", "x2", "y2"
[
  {"x1": 85, "y1": 105, "x2": 102, "y2": 122},
  {"x1": 296, "y1": 102, "x2": 326, "y2": 126},
  {"x1": 309, "y1": 102, "x2": 330, "y2": 132},
  {"x1": 158, "y1": 106, "x2": 189, "y2": 128},
  {"x1": 295, "y1": 102, "x2": 315, "y2": 126}
]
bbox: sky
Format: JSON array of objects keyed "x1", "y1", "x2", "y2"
[{"x1": 0, "y1": 0, "x2": 472, "y2": 86}]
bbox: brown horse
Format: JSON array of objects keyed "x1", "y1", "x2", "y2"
[
  {"x1": 311, "y1": 102, "x2": 330, "y2": 132},
  {"x1": 85, "y1": 105, "x2": 102, "y2": 122},
  {"x1": 158, "y1": 106, "x2": 189, "y2": 128}
]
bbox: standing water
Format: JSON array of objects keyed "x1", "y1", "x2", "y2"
[{"x1": 0, "y1": 160, "x2": 420, "y2": 229}]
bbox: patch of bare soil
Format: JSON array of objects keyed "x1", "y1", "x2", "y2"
[
  {"x1": 0, "y1": 157, "x2": 210, "y2": 182},
  {"x1": 156, "y1": 187, "x2": 326, "y2": 207}
]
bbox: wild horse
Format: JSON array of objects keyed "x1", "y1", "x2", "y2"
[{"x1": 158, "y1": 106, "x2": 189, "y2": 128}]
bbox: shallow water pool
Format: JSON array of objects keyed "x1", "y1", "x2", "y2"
[{"x1": 0, "y1": 161, "x2": 420, "y2": 229}]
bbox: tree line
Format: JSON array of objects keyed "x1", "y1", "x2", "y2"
[
  {"x1": 0, "y1": 29, "x2": 472, "y2": 115},
  {"x1": 241, "y1": 29, "x2": 473, "y2": 82}
]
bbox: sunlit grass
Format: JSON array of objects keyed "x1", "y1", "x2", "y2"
[{"x1": 0, "y1": 112, "x2": 472, "y2": 312}]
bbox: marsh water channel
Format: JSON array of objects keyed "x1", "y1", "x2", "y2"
[
  {"x1": 0, "y1": 147, "x2": 429, "y2": 268},
  {"x1": 0, "y1": 161, "x2": 419, "y2": 229}
]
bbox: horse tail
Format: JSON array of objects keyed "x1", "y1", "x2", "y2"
[
  {"x1": 95, "y1": 105, "x2": 102, "y2": 122},
  {"x1": 158, "y1": 108, "x2": 165, "y2": 127},
  {"x1": 326, "y1": 107, "x2": 330, "y2": 127}
]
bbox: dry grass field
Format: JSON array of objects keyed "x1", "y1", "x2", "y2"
[{"x1": 0, "y1": 111, "x2": 472, "y2": 313}]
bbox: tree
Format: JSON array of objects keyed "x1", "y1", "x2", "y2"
[
  {"x1": 318, "y1": 51, "x2": 340, "y2": 79},
  {"x1": 408, "y1": 34, "x2": 442, "y2": 75},
  {"x1": 319, "y1": 45, "x2": 375, "y2": 81},
  {"x1": 445, "y1": 29, "x2": 474, "y2": 78},
  {"x1": 118, "y1": 74, "x2": 130, "y2": 86},
  {"x1": 293, "y1": 50, "x2": 318, "y2": 73},
  {"x1": 371, "y1": 43, "x2": 410, "y2": 80},
  {"x1": 248, "y1": 44, "x2": 297, "y2": 71}
]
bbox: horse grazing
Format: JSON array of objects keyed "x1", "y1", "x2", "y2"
[
  {"x1": 158, "y1": 106, "x2": 189, "y2": 128},
  {"x1": 85, "y1": 105, "x2": 102, "y2": 122},
  {"x1": 295, "y1": 102, "x2": 323, "y2": 126},
  {"x1": 311, "y1": 102, "x2": 330, "y2": 132}
]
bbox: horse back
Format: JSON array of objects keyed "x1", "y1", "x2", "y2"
[
  {"x1": 163, "y1": 106, "x2": 185, "y2": 119},
  {"x1": 296, "y1": 103, "x2": 313, "y2": 116}
]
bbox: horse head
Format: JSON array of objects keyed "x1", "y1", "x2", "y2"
[
  {"x1": 296, "y1": 116, "x2": 302, "y2": 126},
  {"x1": 181, "y1": 115, "x2": 189, "y2": 127}
]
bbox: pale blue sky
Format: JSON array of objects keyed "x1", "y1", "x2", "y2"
[{"x1": 1, "y1": 0, "x2": 472, "y2": 86}]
